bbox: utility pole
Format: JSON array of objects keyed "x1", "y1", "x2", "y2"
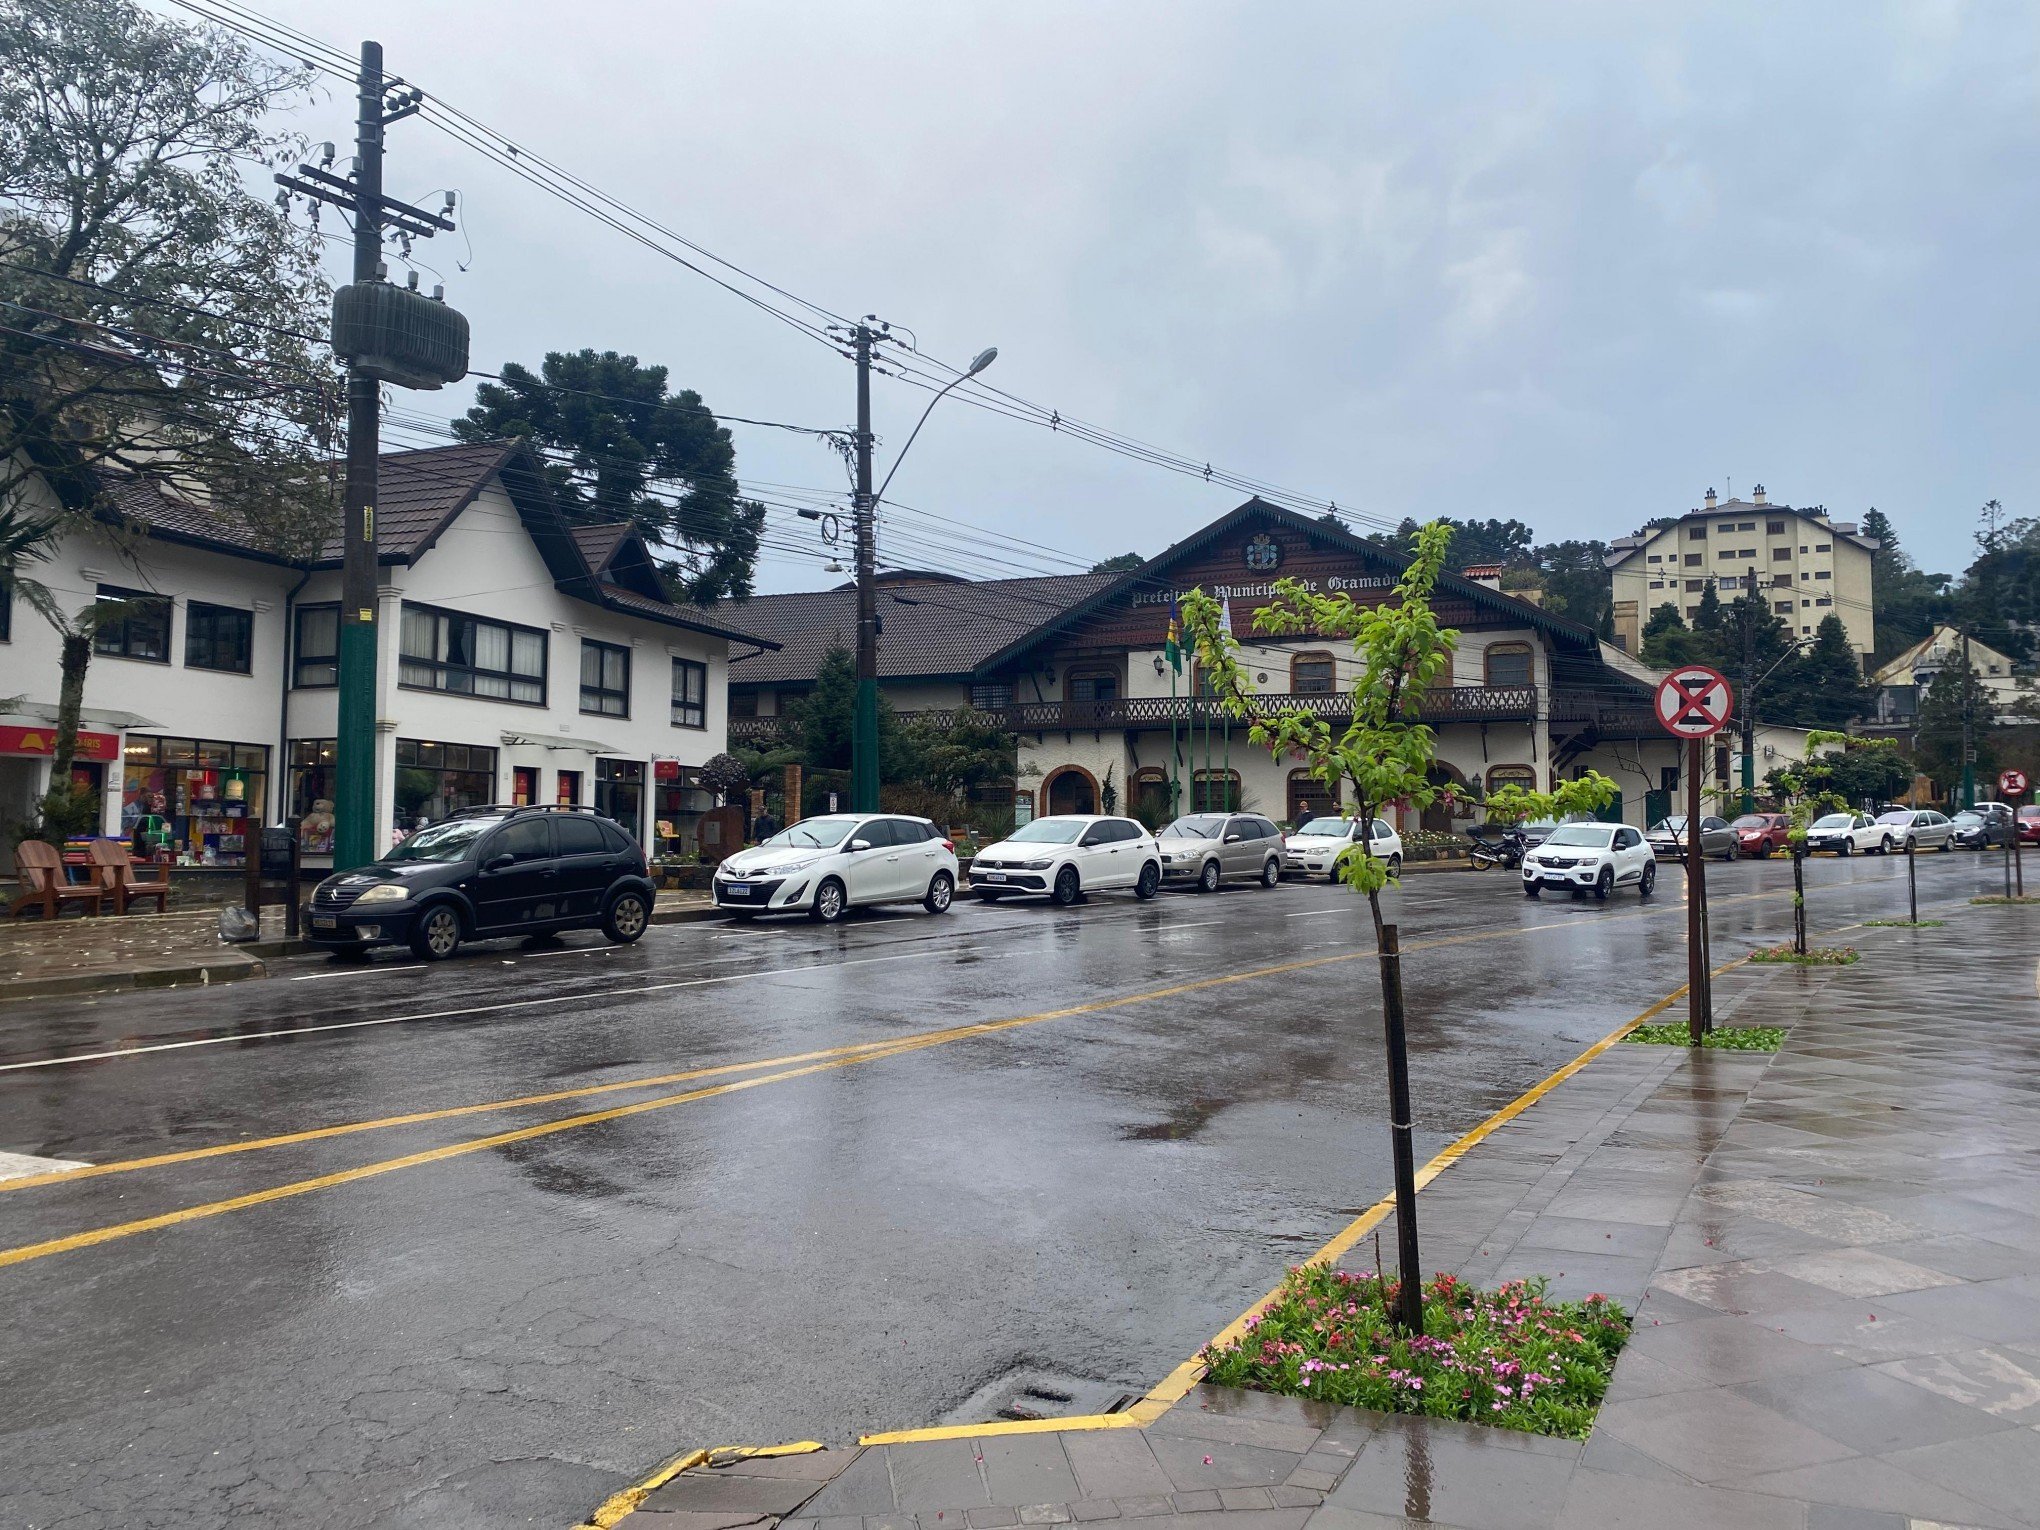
[
  {"x1": 277, "y1": 46, "x2": 461, "y2": 870},
  {"x1": 1960, "y1": 629, "x2": 1976, "y2": 810},
  {"x1": 1740, "y1": 607, "x2": 1756, "y2": 814},
  {"x1": 851, "y1": 321, "x2": 880, "y2": 814}
]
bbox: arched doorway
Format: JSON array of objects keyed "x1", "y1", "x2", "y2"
[
  {"x1": 1287, "y1": 768, "x2": 1338, "y2": 824},
  {"x1": 1421, "y1": 762, "x2": 1472, "y2": 835},
  {"x1": 1042, "y1": 765, "x2": 1098, "y2": 817},
  {"x1": 1131, "y1": 767, "x2": 1171, "y2": 829}
]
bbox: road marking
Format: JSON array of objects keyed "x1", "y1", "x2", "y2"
[
  {"x1": 0, "y1": 1151, "x2": 90, "y2": 1183},
  {"x1": 0, "y1": 950, "x2": 947, "y2": 1074},
  {"x1": 288, "y1": 963, "x2": 430, "y2": 982}
]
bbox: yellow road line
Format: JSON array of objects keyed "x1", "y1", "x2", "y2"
[{"x1": 579, "y1": 1442, "x2": 823, "y2": 1530}]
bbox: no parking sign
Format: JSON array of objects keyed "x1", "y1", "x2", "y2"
[{"x1": 1654, "y1": 665, "x2": 1734, "y2": 740}]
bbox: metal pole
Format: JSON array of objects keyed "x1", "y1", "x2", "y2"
[
  {"x1": 1378, "y1": 922, "x2": 1424, "y2": 1331},
  {"x1": 1169, "y1": 659, "x2": 1180, "y2": 815},
  {"x1": 333, "y1": 41, "x2": 384, "y2": 872},
  {"x1": 1741, "y1": 612, "x2": 1756, "y2": 815},
  {"x1": 851, "y1": 323, "x2": 880, "y2": 813},
  {"x1": 1686, "y1": 735, "x2": 1712, "y2": 1041},
  {"x1": 1792, "y1": 841, "x2": 1807, "y2": 955},
  {"x1": 2007, "y1": 810, "x2": 2015, "y2": 899},
  {"x1": 1960, "y1": 630, "x2": 1975, "y2": 810},
  {"x1": 1908, "y1": 834, "x2": 1917, "y2": 924}
]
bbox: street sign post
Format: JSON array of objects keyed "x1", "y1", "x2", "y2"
[
  {"x1": 1655, "y1": 666, "x2": 1734, "y2": 1042},
  {"x1": 2000, "y1": 770, "x2": 2027, "y2": 897}
]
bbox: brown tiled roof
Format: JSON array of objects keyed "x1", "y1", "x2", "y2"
[
  {"x1": 570, "y1": 523, "x2": 633, "y2": 575},
  {"x1": 592, "y1": 581, "x2": 778, "y2": 646},
  {"x1": 313, "y1": 439, "x2": 513, "y2": 564},
  {"x1": 719, "y1": 572, "x2": 1114, "y2": 686}
]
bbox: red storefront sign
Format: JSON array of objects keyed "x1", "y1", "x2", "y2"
[
  {"x1": 654, "y1": 758, "x2": 680, "y2": 782},
  {"x1": 0, "y1": 725, "x2": 121, "y2": 761}
]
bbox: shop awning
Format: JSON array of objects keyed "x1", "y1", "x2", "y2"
[
  {"x1": 498, "y1": 730, "x2": 623, "y2": 754},
  {"x1": 1, "y1": 705, "x2": 160, "y2": 731}
]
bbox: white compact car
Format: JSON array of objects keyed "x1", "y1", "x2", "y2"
[
  {"x1": 713, "y1": 813, "x2": 958, "y2": 922},
  {"x1": 1804, "y1": 812, "x2": 1888, "y2": 856},
  {"x1": 1521, "y1": 822, "x2": 1656, "y2": 900},
  {"x1": 1283, "y1": 816, "x2": 1404, "y2": 881},
  {"x1": 970, "y1": 814, "x2": 1161, "y2": 905}
]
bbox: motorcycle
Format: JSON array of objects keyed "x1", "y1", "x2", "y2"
[{"x1": 1466, "y1": 823, "x2": 1528, "y2": 871}]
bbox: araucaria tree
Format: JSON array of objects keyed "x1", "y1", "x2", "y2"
[
  {"x1": 0, "y1": 0, "x2": 337, "y2": 811},
  {"x1": 1183, "y1": 523, "x2": 1616, "y2": 1329}
]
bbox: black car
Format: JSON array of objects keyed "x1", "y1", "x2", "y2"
[{"x1": 304, "y1": 805, "x2": 656, "y2": 961}]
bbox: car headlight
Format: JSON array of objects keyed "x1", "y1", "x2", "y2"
[
  {"x1": 767, "y1": 857, "x2": 819, "y2": 875},
  {"x1": 1017, "y1": 858, "x2": 1053, "y2": 870},
  {"x1": 353, "y1": 883, "x2": 409, "y2": 905}
]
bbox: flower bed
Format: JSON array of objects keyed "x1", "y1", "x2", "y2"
[
  {"x1": 1749, "y1": 942, "x2": 1858, "y2": 965},
  {"x1": 1863, "y1": 918, "x2": 1945, "y2": 928},
  {"x1": 1971, "y1": 895, "x2": 2040, "y2": 906},
  {"x1": 1623, "y1": 1022, "x2": 1784, "y2": 1051},
  {"x1": 1200, "y1": 1267, "x2": 1629, "y2": 1439}
]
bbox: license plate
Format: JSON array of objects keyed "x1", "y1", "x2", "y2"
[
  {"x1": 725, "y1": 883, "x2": 751, "y2": 895},
  {"x1": 979, "y1": 871, "x2": 1007, "y2": 882},
  {"x1": 311, "y1": 915, "x2": 336, "y2": 929}
]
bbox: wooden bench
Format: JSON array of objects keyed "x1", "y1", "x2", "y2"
[
  {"x1": 8, "y1": 840, "x2": 105, "y2": 920},
  {"x1": 87, "y1": 839, "x2": 171, "y2": 915}
]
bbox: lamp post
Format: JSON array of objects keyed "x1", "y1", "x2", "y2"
[
  {"x1": 1739, "y1": 635, "x2": 1809, "y2": 814},
  {"x1": 850, "y1": 339, "x2": 997, "y2": 812}
]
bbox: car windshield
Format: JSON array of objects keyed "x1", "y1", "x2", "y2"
[
  {"x1": 1812, "y1": 813, "x2": 1854, "y2": 830},
  {"x1": 764, "y1": 817, "x2": 856, "y2": 850},
  {"x1": 1291, "y1": 818, "x2": 1351, "y2": 838},
  {"x1": 1651, "y1": 817, "x2": 1688, "y2": 832},
  {"x1": 2021, "y1": 807, "x2": 2040, "y2": 819},
  {"x1": 385, "y1": 817, "x2": 497, "y2": 862},
  {"x1": 1163, "y1": 815, "x2": 1227, "y2": 839},
  {"x1": 1875, "y1": 811, "x2": 1913, "y2": 825},
  {"x1": 1731, "y1": 815, "x2": 1771, "y2": 830},
  {"x1": 1953, "y1": 812, "x2": 1984, "y2": 826},
  {"x1": 1006, "y1": 818, "x2": 1088, "y2": 844},
  {"x1": 1544, "y1": 825, "x2": 1616, "y2": 849}
]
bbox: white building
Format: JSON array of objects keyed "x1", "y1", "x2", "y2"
[
  {"x1": 1866, "y1": 624, "x2": 2037, "y2": 732},
  {"x1": 1, "y1": 440, "x2": 772, "y2": 867}
]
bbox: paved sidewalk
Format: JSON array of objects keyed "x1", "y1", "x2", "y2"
[{"x1": 604, "y1": 905, "x2": 2040, "y2": 1530}]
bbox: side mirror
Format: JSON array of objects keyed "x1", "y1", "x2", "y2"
[
  {"x1": 485, "y1": 853, "x2": 514, "y2": 872},
  {"x1": 848, "y1": 838, "x2": 872, "y2": 853},
  {"x1": 1224, "y1": 833, "x2": 1242, "y2": 844}
]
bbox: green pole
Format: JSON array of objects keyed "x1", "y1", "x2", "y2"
[
  {"x1": 1224, "y1": 714, "x2": 1232, "y2": 810},
  {"x1": 1169, "y1": 659, "x2": 1180, "y2": 814}
]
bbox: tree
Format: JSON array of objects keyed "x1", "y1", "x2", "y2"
[
  {"x1": 1769, "y1": 614, "x2": 1871, "y2": 730},
  {"x1": 1952, "y1": 502, "x2": 2039, "y2": 661},
  {"x1": 1914, "y1": 661, "x2": 1993, "y2": 787},
  {"x1": 902, "y1": 708, "x2": 1016, "y2": 800},
  {"x1": 1089, "y1": 552, "x2": 1143, "y2": 574},
  {"x1": 698, "y1": 752, "x2": 753, "y2": 804},
  {"x1": 1532, "y1": 538, "x2": 1612, "y2": 630},
  {"x1": 1, "y1": 0, "x2": 336, "y2": 780},
  {"x1": 1640, "y1": 603, "x2": 1712, "y2": 668},
  {"x1": 455, "y1": 349, "x2": 766, "y2": 603},
  {"x1": 790, "y1": 645, "x2": 914, "y2": 778},
  {"x1": 1182, "y1": 522, "x2": 1613, "y2": 1330}
]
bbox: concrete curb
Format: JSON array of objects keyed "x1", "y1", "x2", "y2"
[
  {"x1": 651, "y1": 904, "x2": 721, "y2": 926},
  {"x1": 2, "y1": 952, "x2": 265, "y2": 1002}
]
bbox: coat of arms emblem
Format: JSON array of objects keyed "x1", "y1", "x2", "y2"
[{"x1": 1243, "y1": 533, "x2": 1282, "y2": 572}]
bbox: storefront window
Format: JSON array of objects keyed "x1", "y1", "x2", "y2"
[
  {"x1": 654, "y1": 765, "x2": 714, "y2": 858},
  {"x1": 393, "y1": 738, "x2": 498, "y2": 833},
  {"x1": 595, "y1": 758, "x2": 644, "y2": 840},
  {"x1": 289, "y1": 739, "x2": 337, "y2": 854},
  {"x1": 121, "y1": 735, "x2": 268, "y2": 866}
]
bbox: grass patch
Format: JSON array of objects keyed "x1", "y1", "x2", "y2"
[
  {"x1": 1863, "y1": 918, "x2": 1946, "y2": 928},
  {"x1": 1749, "y1": 943, "x2": 1859, "y2": 965},
  {"x1": 1971, "y1": 895, "x2": 2040, "y2": 906},
  {"x1": 1201, "y1": 1267, "x2": 1628, "y2": 1440},
  {"x1": 1623, "y1": 1023, "x2": 1785, "y2": 1051}
]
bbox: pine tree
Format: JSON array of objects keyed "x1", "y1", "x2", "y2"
[{"x1": 1772, "y1": 615, "x2": 1871, "y2": 729}]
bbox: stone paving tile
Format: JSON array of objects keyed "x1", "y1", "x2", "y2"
[
  {"x1": 1556, "y1": 1466, "x2": 1808, "y2": 1530},
  {"x1": 1881, "y1": 1426, "x2": 2040, "y2": 1527},
  {"x1": 1591, "y1": 1386, "x2": 1857, "y2": 1484},
  {"x1": 1509, "y1": 1214, "x2": 1672, "y2": 1260},
  {"x1": 1868, "y1": 1346, "x2": 2040, "y2": 1422},
  {"x1": 1621, "y1": 1311, "x2": 1855, "y2": 1387},
  {"x1": 1877, "y1": 1278, "x2": 2040, "y2": 1345},
  {"x1": 1327, "y1": 1416, "x2": 1577, "y2": 1530},
  {"x1": 886, "y1": 1440, "x2": 994, "y2": 1512},
  {"x1": 1733, "y1": 1455, "x2": 2022, "y2": 1530},
  {"x1": 638, "y1": 1472, "x2": 827, "y2": 1515},
  {"x1": 978, "y1": 1437, "x2": 1080, "y2": 1509},
  {"x1": 1146, "y1": 1433, "x2": 1302, "y2": 1492},
  {"x1": 1735, "y1": 1366, "x2": 2021, "y2": 1455},
  {"x1": 806, "y1": 1452, "x2": 900, "y2": 1519},
  {"x1": 1147, "y1": 1407, "x2": 1323, "y2": 1456},
  {"x1": 1061, "y1": 1432, "x2": 1176, "y2": 1501}
]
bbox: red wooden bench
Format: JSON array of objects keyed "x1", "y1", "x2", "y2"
[{"x1": 8, "y1": 841, "x2": 105, "y2": 919}]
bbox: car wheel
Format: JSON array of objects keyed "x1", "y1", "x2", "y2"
[
  {"x1": 923, "y1": 870, "x2": 954, "y2": 914},
  {"x1": 408, "y1": 904, "x2": 462, "y2": 962},
  {"x1": 1052, "y1": 865, "x2": 1082, "y2": 906},
  {"x1": 1522, "y1": 882, "x2": 1541, "y2": 898},
  {"x1": 1135, "y1": 861, "x2": 1161, "y2": 900},
  {"x1": 603, "y1": 889, "x2": 650, "y2": 944},
  {"x1": 1904, "y1": 835, "x2": 1917, "y2": 854},
  {"x1": 810, "y1": 877, "x2": 848, "y2": 923},
  {"x1": 1388, "y1": 853, "x2": 1402, "y2": 878},
  {"x1": 1640, "y1": 861, "x2": 1657, "y2": 897},
  {"x1": 1260, "y1": 857, "x2": 1280, "y2": 889},
  {"x1": 1837, "y1": 839, "x2": 1851, "y2": 856},
  {"x1": 1197, "y1": 859, "x2": 1221, "y2": 894},
  {"x1": 1723, "y1": 841, "x2": 1738, "y2": 862},
  {"x1": 1594, "y1": 868, "x2": 1613, "y2": 901},
  {"x1": 1940, "y1": 838, "x2": 1954, "y2": 852},
  {"x1": 1880, "y1": 835, "x2": 1894, "y2": 855}
]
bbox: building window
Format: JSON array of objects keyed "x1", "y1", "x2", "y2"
[
  {"x1": 1484, "y1": 642, "x2": 1533, "y2": 687},
  {"x1": 1646, "y1": 554, "x2": 1661, "y2": 564},
  {"x1": 1486, "y1": 764, "x2": 1536, "y2": 796},
  {"x1": 0, "y1": 566, "x2": 12, "y2": 641},
  {"x1": 1815, "y1": 596, "x2": 1833, "y2": 607},
  {"x1": 1767, "y1": 520, "x2": 1785, "y2": 534},
  {"x1": 293, "y1": 604, "x2": 339, "y2": 688},
  {"x1": 1773, "y1": 547, "x2": 1791, "y2": 561},
  {"x1": 1719, "y1": 576, "x2": 1741, "y2": 592},
  {"x1": 594, "y1": 757, "x2": 645, "y2": 840},
  {"x1": 1687, "y1": 606, "x2": 1701, "y2": 619},
  {"x1": 1290, "y1": 651, "x2": 1336, "y2": 693},
  {"x1": 1649, "y1": 580, "x2": 1664, "y2": 590},
  {"x1": 1066, "y1": 667, "x2": 1120, "y2": 703},
  {"x1": 1685, "y1": 579, "x2": 1704, "y2": 592},
  {"x1": 1815, "y1": 543, "x2": 1831, "y2": 552},
  {"x1": 1718, "y1": 549, "x2": 1739, "y2": 560},
  {"x1": 287, "y1": 739, "x2": 337, "y2": 852},
  {"x1": 671, "y1": 657, "x2": 706, "y2": 728},
  {"x1": 400, "y1": 603, "x2": 547, "y2": 703},
  {"x1": 1191, "y1": 769, "x2": 1240, "y2": 813},
  {"x1": 394, "y1": 738, "x2": 499, "y2": 823},
  {"x1": 93, "y1": 585, "x2": 171, "y2": 662},
  {"x1": 1683, "y1": 553, "x2": 1702, "y2": 566},
  {"x1": 580, "y1": 640, "x2": 631, "y2": 716},
  {"x1": 1689, "y1": 527, "x2": 1707, "y2": 540},
  {"x1": 1813, "y1": 569, "x2": 1831, "y2": 580},
  {"x1": 1738, "y1": 548, "x2": 1755, "y2": 558},
  {"x1": 1774, "y1": 601, "x2": 1793, "y2": 615},
  {"x1": 120, "y1": 735, "x2": 268, "y2": 866},
  {"x1": 1772, "y1": 574, "x2": 1792, "y2": 589},
  {"x1": 1738, "y1": 521, "x2": 1756, "y2": 532},
  {"x1": 184, "y1": 601, "x2": 253, "y2": 674},
  {"x1": 730, "y1": 690, "x2": 758, "y2": 718},
  {"x1": 969, "y1": 683, "x2": 1012, "y2": 711}
]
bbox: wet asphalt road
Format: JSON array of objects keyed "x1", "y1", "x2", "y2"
[{"x1": 0, "y1": 848, "x2": 2013, "y2": 1529}]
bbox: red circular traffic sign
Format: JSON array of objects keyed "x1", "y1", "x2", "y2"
[
  {"x1": 1655, "y1": 665, "x2": 1734, "y2": 740},
  {"x1": 2001, "y1": 768, "x2": 2029, "y2": 798}
]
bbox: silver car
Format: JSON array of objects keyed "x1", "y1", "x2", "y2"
[
  {"x1": 1646, "y1": 815, "x2": 1738, "y2": 860},
  {"x1": 1873, "y1": 808, "x2": 1955, "y2": 853},
  {"x1": 1158, "y1": 812, "x2": 1285, "y2": 891}
]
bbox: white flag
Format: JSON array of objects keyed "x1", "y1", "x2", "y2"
[{"x1": 1217, "y1": 599, "x2": 1234, "y2": 637}]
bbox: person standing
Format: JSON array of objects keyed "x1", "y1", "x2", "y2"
[{"x1": 751, "y1": 805, "x2": 781, "y2": 843}]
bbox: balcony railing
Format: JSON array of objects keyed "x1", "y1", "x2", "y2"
[{"x1": 731, "y1": 685, "x2": 1566, "y2": 742}]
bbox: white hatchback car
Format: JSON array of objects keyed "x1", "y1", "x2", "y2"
[
  {"x1": 713, "y1": 813, "x2": 958, "y2": 922},
  {"x1": 1521, "y1": 822, "x2": 1656, "y2": 899},
  {"x1": 1805, "y1": 812, "x2": 1888, "y2": 856},
  {"x1": 1283, "y1": 816, "x2": 1404, "y2": 881},
  {"x1": 970, "y1": 814, "x2": 1162, "y2": 905}
]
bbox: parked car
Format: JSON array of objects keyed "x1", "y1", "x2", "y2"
[
  {"x1": 1804, "y1": 812, "x2": 1888, "y2": 856},
  {"x1": 2020, "y1": 806, "x2": 2040, "y2": 845},
  {"x1": 971, "y1": 814, "x2": 1161, "y2": 905},
  {"x1": 1873, "y1": 808, "x2": 1956, "y2": 853},
  {"x1": 1949, "y1": 809, "x2": 2012, "y2": 850},
  {"x1": 305, "y1": 804, "x2": 655, "y2": 961},
  {"x1": 1730, "y1": 813, "x2": 1794, "y2": 858},
  {"x1": 1646, "y1": 815, "x2": 1738, "y2": 860},
  {"x1": 1521, "y1": 822, "x2": 1656, "y2": 900},
  {"x1": 1157, "y1": 812, "x2": 1285, "y2": 890},
  {"x1": 713, "y1": 813, "x2": 957, "y2": 922},
  {"x1": 1283, "y1": 816, "x2": 1404, "y2": 881}
]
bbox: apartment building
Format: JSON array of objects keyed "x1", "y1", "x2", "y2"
[{"x1": 1606, "y1": 486, "x2": 1877, "y2": 661}]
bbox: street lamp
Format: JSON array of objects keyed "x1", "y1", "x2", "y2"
[
  {"x1": 1740, "y1": 635, "x2": 1810, "y2": 813},
  {"x1": 850, "y1": 342, "x2": 997, "y2": 813}
]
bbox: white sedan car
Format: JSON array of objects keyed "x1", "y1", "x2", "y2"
[
  {"x1": 1804, "y1": 812, "x2": 1889, "y2": 856},
  {"x1": 1283, "y1": 816, "x2": 1403, "y2": 881},
  {"x1": 970, "y1": 814, "x2": 1161, "y2": 905},
  {"x1": 1521, "y1": 822, "x2": 1657, "y2": 899},
  {"x1": 713, "y1": 813, "x2": 958, "y2": 922}
]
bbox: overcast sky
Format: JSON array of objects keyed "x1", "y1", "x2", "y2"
[{"x1": 240, "y1": 0, "x2": 2040, "y2": 591}]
